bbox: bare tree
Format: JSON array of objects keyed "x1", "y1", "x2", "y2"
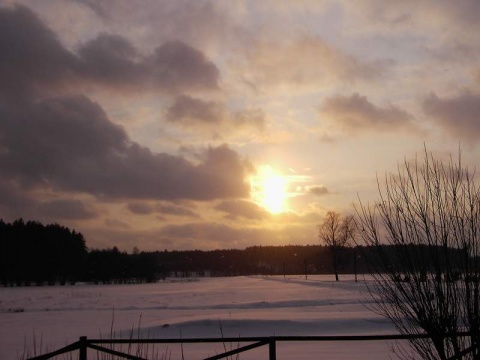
[
  {"x1": 355, "y1": 149, "x2": 480, "y2": 360},
  {"x1": 318, "y1": 211, "x2": 355, "y2": 281}
]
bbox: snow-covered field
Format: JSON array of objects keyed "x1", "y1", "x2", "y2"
[{"x1": 0, "y1": 275, "x2": 407, "y2": 359}]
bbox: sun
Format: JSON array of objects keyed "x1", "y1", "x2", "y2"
[{"x1": 251, "y1": 165, "x2": 288, "y2": 214}]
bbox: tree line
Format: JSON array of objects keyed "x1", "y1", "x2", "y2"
[
  {"x1": 0, "y1": 218, "x2": 363, "y2": 286},
  {"x1": 0, "y1": 219, "x2": 86, "y2": 286},
  {"x1": 0, "y1": 216, "x2": 411, "y2": 286},
  {"x1": 0, "y1": 219, "x2": 163, "y2": 286},
  {"x1": 1, "y1": 217, "x2": 468, "y2": 288}
]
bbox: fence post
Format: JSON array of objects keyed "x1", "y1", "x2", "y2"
[
  {"x1": 269, "y1": 337, "x2": 276, "y2": 360},
  {"x1": 79, "y1": 336, "x2": 87, "y2": 360}
]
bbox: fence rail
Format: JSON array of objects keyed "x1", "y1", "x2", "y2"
[{"x1": 26, "y1": 332, "x2": 475, "y2": 360}]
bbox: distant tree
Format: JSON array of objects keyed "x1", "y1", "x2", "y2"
[
  {"x1": 317, "y1": 211, "x2": 355, "y2": 281},
  {"x1": 0, "y1": 219, "x2": 86, "y2": 286},
  {"x1": 356, "y1": 149, "x2": 480, "y2": 360}
]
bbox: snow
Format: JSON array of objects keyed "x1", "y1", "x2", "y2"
[{"x1": 0, "y1": 275, "x2": 407, "y2": 359}]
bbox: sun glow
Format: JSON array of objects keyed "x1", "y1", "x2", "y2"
[{"x1": 251, "y1": 165, "x2": 288, "y2": 214}]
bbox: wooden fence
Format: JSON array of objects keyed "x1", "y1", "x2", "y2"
[{"x1": 27, "y1": 333, "x2": 476, "y2": 360}]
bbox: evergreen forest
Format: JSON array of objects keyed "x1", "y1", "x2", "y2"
[{"x1": 0, "y1": 218, "x2": 465, "y2": 286}]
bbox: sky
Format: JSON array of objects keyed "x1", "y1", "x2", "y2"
[{"x1": 1, "y1": 0, "x2": 480, "y2": 251}]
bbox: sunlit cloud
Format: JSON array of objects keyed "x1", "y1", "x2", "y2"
[
  {"x1": 235, "y1": 34, "x2": 391, "y2": 94},
  {"x1": 1, "y1": 1, "x2": 480, "y2": 251},
  {"x1": 215, "y1": 200, "x2": 270, "y2": 220},
  {"x1": 319, "y1": 93, "x2": 419, "y2": 134}
]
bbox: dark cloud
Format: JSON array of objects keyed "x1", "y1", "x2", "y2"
[
  {"x1": 215, "y1": 200, "x2": 270, "y2": 220},
  {"x1": 74, "y1": 0, "x2": 110, "y2": 18},
  {"x1": 81, "y1": 37, "x2": 221, "y2": 94},
  {"x1": 0, "y1": 95, "x2": 127, "y2": 186},
  {"x1": 0, "y1": 4, "x2": 245, "y2": 223},
  {"x1": 0, "y1": 5, "x2": 220, "y2": 102},
  {"x1": 166, "y1": 95, "x2": 224, "y2": 125},
  {"x1": 0, "y1": 5, "x2": 77, "y2": 102},
  {"x1": 423, "y1": 91, "x2": 480, "y2": 143},
  {"x1": 156, "y1": 203, "x2": 199, "y2": 218},
  {"x1": 127, "y1": 202, "x2": 154, "y2": 215},
  {"x1": 0, "y1": 179, "x2": 97, "y2": 221},
  {"x1": 308, "y1": 185, "x2": 329, "y2": 196},
  {"x1": 0, "y1": 94, "x2": 252, "y2": 201},
  {"x1": 74, "y1": 0, "x2": 230, "y2": 50},
  {"x1": 37, "y1": 199, "x2": 97, "y2": 220},
  {"x1": 78, "y1": 33, "x2": 145, "y2": 88},
  {"x1": 77, "y1": 37, "x2": 220, "y2": 95},
  {"x1": 166, "y1": 95, "x2": 265, "y2": 133},
  {"x1": 148, "y1": 41, "x2": 220, "y2": 93},
  {"x1": 192, "y1": 145, "x2": 253, "y2": 199},
  {"x1": 0, "y1": 180, "x2": 36, "y2": 220},
  {"x1": 320, "y1": 93, "x2": 417, "y2": 133}
]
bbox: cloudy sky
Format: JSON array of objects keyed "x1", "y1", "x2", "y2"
[{"x1": 1, "y1": 0, "x2": 480, "y2": 251}]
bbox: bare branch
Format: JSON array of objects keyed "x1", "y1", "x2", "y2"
[{"x1": 356, "y1": 148, "x2": 480, "y2": 360}]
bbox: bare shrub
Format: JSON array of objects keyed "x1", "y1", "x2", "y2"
[{"x1": 356, "y1": 149, "x2": 480, "y2": 360}]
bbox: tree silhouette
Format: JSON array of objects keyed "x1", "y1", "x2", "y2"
[
  {"x1": 318, "y1": 211, "x2": 355, "y2": 281},
  {"x1": 356, "y1": 149, "x2": 480, "y2": 360}
]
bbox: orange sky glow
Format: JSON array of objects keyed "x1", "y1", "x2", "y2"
[{"x1": 1, "y1": 0, "x2": 480, "y2": 251}]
